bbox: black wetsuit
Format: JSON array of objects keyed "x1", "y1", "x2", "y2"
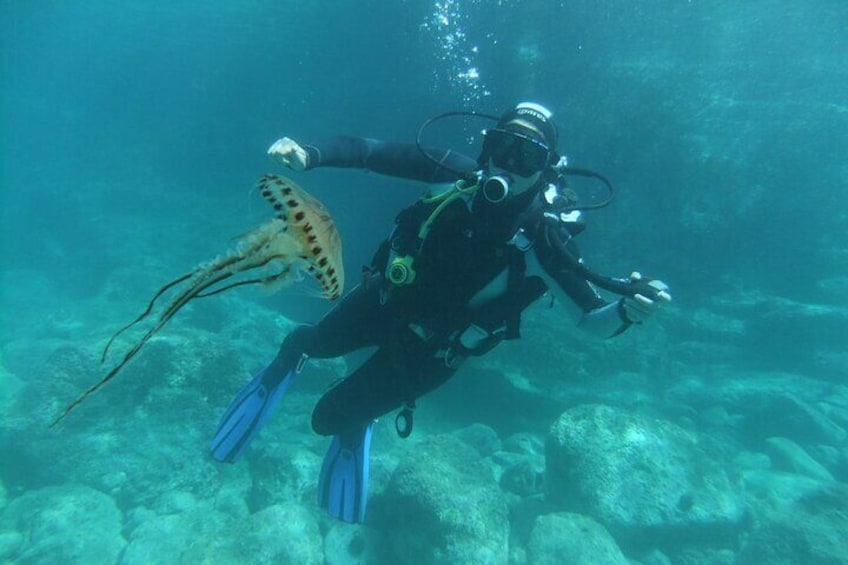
[{"x1": 275, "y1": 137, "x2": 621, "y2": 436}]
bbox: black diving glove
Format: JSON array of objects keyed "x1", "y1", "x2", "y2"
[{"x1": 620, "y1": 272, "x2": 672, "y2": 324}]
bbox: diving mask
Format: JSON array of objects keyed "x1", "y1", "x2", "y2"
[{"x1": 481, "y1": 128, "x2": 552, "y2": 177}]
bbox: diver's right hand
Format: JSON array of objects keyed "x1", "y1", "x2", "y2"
[{"x1": 268, "y1": 137, "x2": 308, "y2": 171}]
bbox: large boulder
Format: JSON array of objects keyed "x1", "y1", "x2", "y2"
[
  {"x1": 547, "y1": 404, "x2": 746, "y2": 551},
  {"x1": 526, "y1": 512, "x2": 629, "y2": 565},
  {"x1": 122, "y1": 493, "x2": 323, "y2": 565},
  {"x1": 707, "y1": 291, "x2": 848, "y2": 379},
  {"x1": 0, "y1": 331, "x2": 249, "y2": 507},
  {"x1": 666, "y1": 372, "x2": 847, "y2": 449},
  {"x1": 0, "y1": 485, "x2": 124, "y2": 564},
  {"x1": 374, "y1": 433, "x2": 509, "y2": 564},
  {"x1": 738, "y1": 470, "x2": 848, "y2": 564},
  {"x1": 764, "y1": 436, "x2": 835, "y2": 481}
]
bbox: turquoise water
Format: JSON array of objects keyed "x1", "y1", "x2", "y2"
[{"x1": 1, "y1": 1, "x2": 846, "y2": 563}]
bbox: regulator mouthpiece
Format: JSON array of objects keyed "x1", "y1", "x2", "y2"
[{"x1": 482, "y1": 174, "x2": 511, "y2": 203}]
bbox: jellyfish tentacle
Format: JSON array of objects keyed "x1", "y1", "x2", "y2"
[
  {"x1": 195, "y1": 255, "x2": 298, "y2": 298},
  {"x1": 103, "y1": 222, "x2": 292, "y2": 362},
  {"x1": 56, "y1": 232, "x2": 296, "y2": 425},
  {"x1": 52, "y1": 174, "x2": 344, "y2": 426},
  {"x1": 101, "y1": 271, "x2": 194, "y2": 363},
  {"x1": 51, "y1": 266, "x2": 240, "y2": 427}
]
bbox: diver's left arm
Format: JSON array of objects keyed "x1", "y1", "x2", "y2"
[{"x1": 526, "y1": 230, "x2": 671, "y2": 338}]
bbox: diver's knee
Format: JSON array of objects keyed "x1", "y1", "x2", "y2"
[
  {"x1": 278, "y1": 324, "x2": 318, "y2": 362},
  {"x1": 311, "y1": 401, "x2": 335, "y2": 437}
]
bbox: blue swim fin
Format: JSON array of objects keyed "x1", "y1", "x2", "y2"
[
  {"x1": 317, "y1": 422, "x2": 374, "y2": 523},
  {"x1": 210, "y1": 355, "x2": 304, "y2": 463}
]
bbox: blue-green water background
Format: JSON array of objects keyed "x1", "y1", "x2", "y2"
[{"x1": 1, "y1": 1, "x2": 846, "y2": 563}]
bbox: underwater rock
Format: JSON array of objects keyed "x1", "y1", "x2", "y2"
[
  {"x1": 713, "y1": 291, "x2": 847, "y2": 340},
  {"x1": 737, "y1": 478, "x2": 848, "y2": 565},
  {"x1": 526, "y1": 512, "x2": 629, "y2": 565},
  {"x1": 712, "y1": 291, "x2": 848, "y2": 378},
  {"x1": 739, "y1": 517, "x2": 848, "y2": 565},
  {"x1": 843, "y1": 446, "x2": 848, "y2": 479},
  {"x1": 764, "y1": 437, "x2": 835, "y2": 481},
  {"x1": 742, "y1": 390, "x2": 846, "y2": 447},
  {"x1": 733, "y1": 450, "x2": 772, "y2": 471},
  {"x1": 809, "y1": 444, "x2": 844, "y2": 478},
  {"x1": 502, "y1": 432, "x2": 545, "y2": 456},
  {"x1": 546, "y1": 404, "x2": 746, "y2": 552},
  {"x1": 248, "y1": 504, "x2": 323, "y2": 564},
  {"x1": 666, "y1": 372, "x2": 846, "y2": 447},
  {"x1": 747, "y1": 296, "x2": 848, "y2": 350},
  {"x1": 816, "y1": 276, "x2": 848, "y2": 299},
  {"x1": 0, "y1": 531, "x2": 23, "y2": 563},
  {"x1": 639, "y1": 548, "x2": 672, "y2": 565},
  {"x1": 122, "y1": 499, "x2": 235, "y2": 564},
  {"x1": 499, "y1": 457, "x2": 545, "y2": 498},
  {"x1": 0, "y1": 485, "x2": 124, "y2": 564},
  {"x1": 812, "y1": 350, "x2": 848, "y2": 381},
  {"x1": 323, "y1": 521, "x2": 374, "y2": 565},
  {"x1": 452, "y1": 422, "x2": 502, "y2": 457},
  {"x1": 374, "y1": 433, "x2": 508, "y2": 564},
  {"x1": 20, "y1": 344, "x2": 103, "y2": 430},
  {"x1": 688, "y1": 308, "x2": 747, "y2": 337},
  {"x1": 2, "y1": 328, "x2": 252, "y2": 507},
  {"x1": 123, "y1": 498, "x2": 322, "y2": 564},
  {"x1": 127, "y1": 330, "x2": 245, "y2": 414},
  {"x1": 431, "y1": 365, "x2": 564, "y2": 435},
  {"x1": 741, "y1": 469, "x2": 837, "y2": 516},
  {"x1": 739, "y1": 470, "x2": 848, "y2": 563},
  {"x1": 247, "y1": 441, "x2": 323, "y2": 511},
  {"x1": 5, "y1": 399, "x2": 228, "y2": 509},
  {"x1": 671, "y1": 547, "x2": 736, "y2": 564}
]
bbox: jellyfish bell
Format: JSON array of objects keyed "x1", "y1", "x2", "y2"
[{"x1": 256, "y1": 174, "x2": 343, "y2": 300}]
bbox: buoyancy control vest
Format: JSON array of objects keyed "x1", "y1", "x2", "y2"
[{"x1": 370, "y1": 181, "x2": 555, "y2": 339}]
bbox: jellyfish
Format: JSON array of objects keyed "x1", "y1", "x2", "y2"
[{"x1": 49, "y1": 174, "x2": 343, "y2": 427}]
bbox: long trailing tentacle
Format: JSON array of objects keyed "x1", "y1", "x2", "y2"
[
  {"x1": 101, "y1": 271, "x2": 194, "y2": 363},
  {"x1": 52, "y1": 227, "x2": 300, "y2": 427},
  {"x1": 50, "y1": 265, "x2": 240, "y2": 428},
  {"x1": 138, "y1": 225, "x2": 285, "y2": 331},
  {"x1": 195, "y1": 260, "x2": 296, "y2": 298},
  {"x1": 52, "y1": 174, "x2": 343, "y2": 427},
  {"x1": 100, "y1": 236, "x2": 269, "y2": 363},
  {"x1": 195, "y1": 277, "x2": 268, "y2": 298}
]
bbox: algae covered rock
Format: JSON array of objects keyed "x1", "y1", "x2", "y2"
[
  {"x1": 123, "y1": 495, "x2": 323, "y2": 565},
  {"x1": 739, "y1": 470, "x2": 848, "y2": 564},
  {"x1": 665, "y1": 372, "x2": 846, "y2": 447},
  {"x1": 323, "y1": 521, "x2": 375, "y2": 565},
  {"x1": 499, "y1": 457, "x2": 545, "y2": 497},
  {"x1": 497, "y1": 432, "x2": 546, "y2": 497},
  {"x1": 0, "y1": 485, "x2": 124, "y2": 564},
  {"x1": 738, "y1": 501, "x2": 848, "y2": 564},
  {"x1": 546, "y1": 404, "x2": 745, "y2": 549},
  {"x1": 526, "y1": 512, "x2": 629, "y2": 565},
  {"x1": 764, "y1": 436, "x2": 835, "y2": 481},
  {"x1": 375, "y1": 433, "x2": 509, "y2": 564},
  {"x1": 247, "y1": 504, "x2": 323, "y2": 564}
]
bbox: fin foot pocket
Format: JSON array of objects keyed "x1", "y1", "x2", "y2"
[{"x1": 317, "y1": 422, "x2": 374, "y2": 523}]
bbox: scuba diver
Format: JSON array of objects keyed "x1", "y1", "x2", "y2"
[{"x1": 210, "y1": 102, "x2": 672, "y2": 523}]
